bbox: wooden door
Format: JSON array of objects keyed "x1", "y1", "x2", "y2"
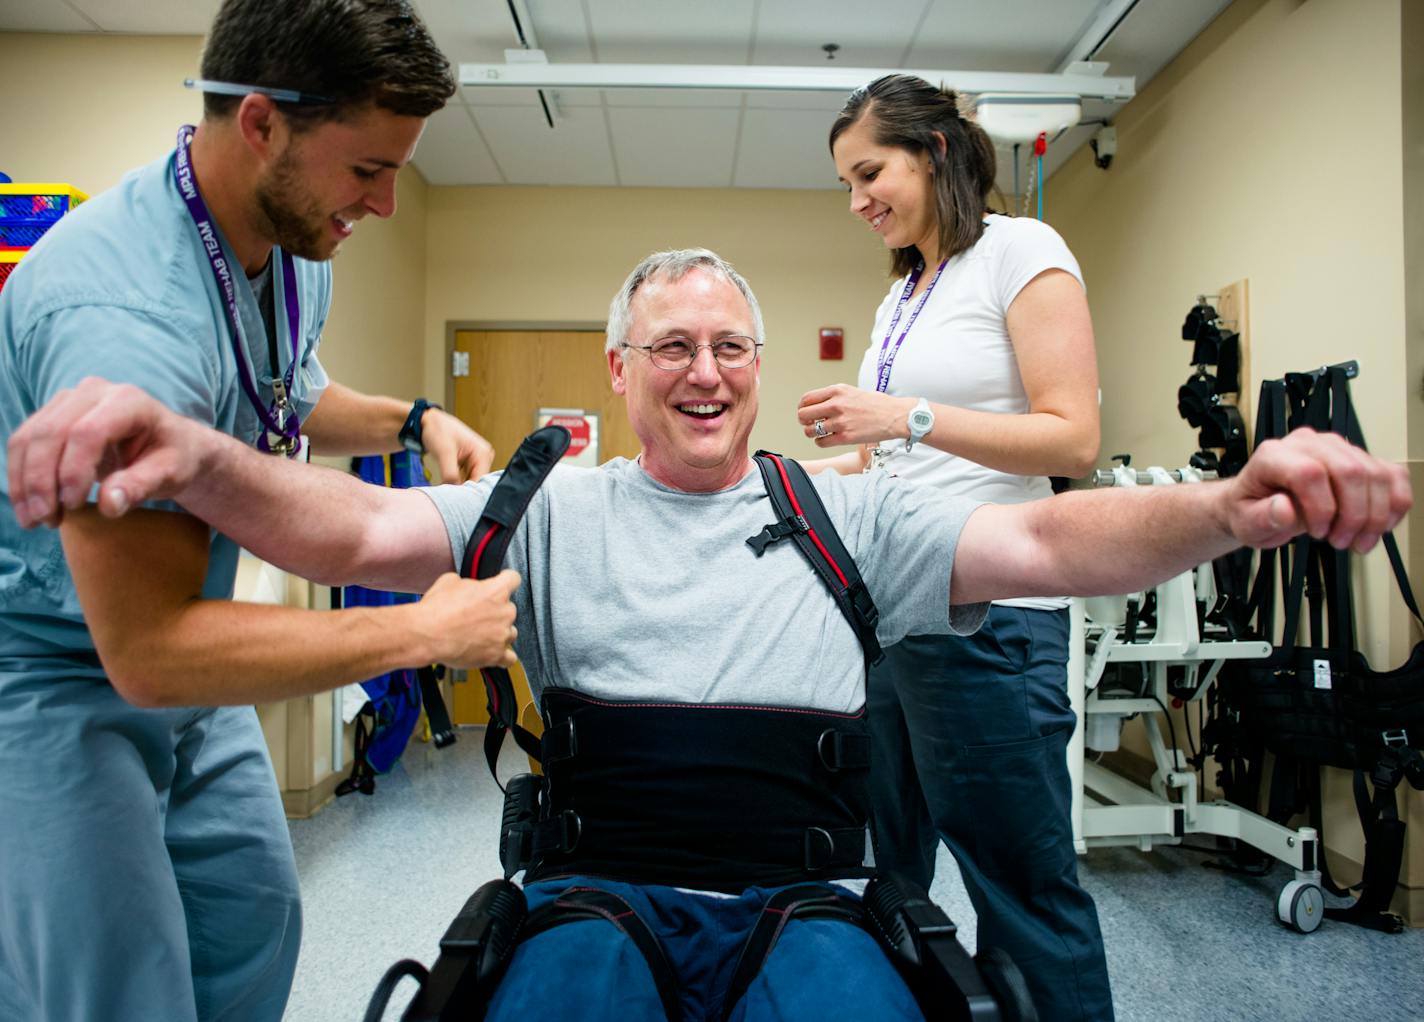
[
  {"x1": 452, "y1": 329, "x2": 640, "y2": 472},
  {"x1": 448, "y1": 329, "x2": 640, "y2": 726}
]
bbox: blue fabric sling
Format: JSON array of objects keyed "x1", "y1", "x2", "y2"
[{"x1": 338, "y1": 452, "x2": 435, "y2": 790}]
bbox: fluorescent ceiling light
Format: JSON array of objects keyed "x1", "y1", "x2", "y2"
[{"x1": 458, "y1": 61, "x2": 1135, "y2": 102}]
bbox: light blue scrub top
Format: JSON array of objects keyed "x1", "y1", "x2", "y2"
[{"x1": 0, "y1": 149, "x2": 331, "y2": 668}]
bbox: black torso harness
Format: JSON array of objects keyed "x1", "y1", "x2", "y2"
[{"x1": 381, "y1": 431, "x2": 1032, "y2": 1022}]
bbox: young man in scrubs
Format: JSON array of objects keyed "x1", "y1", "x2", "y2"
[{"x1": 0, "y1": 2, "x2": 516, "y2": 1019}]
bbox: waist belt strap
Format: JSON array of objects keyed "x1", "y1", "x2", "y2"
[
  {"x1": 529, "y1": 689, "x2": 875, "y2": 892},
  {"x1": 461, "y1": 426, "x2": 570, "y2": 785}
]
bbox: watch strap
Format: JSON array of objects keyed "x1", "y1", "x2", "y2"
[
  {"x1": 905, "y1": 397, "x2": 933, "y2": 452},
  {"x1": 399, "y1": 398, "x2": 441, "y2": 453}
]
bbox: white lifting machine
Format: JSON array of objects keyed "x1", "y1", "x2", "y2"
[{"x1": 1066, "y1": 462, "x2": 1328, "y2": 933}]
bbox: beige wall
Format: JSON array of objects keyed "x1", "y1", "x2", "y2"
[
  {"x1": 0, "y1": 34, "x2": 205, "y2": 192},
  {"x1": 1046, "y1": 0, "x2": 1421, "y2": 916},
  {"x1": 1406, "y1": 0, "x2": 1424, "y2": 462},
  {"x1": 422, "y1": 185, "x2": 892, "y2": 460},
  {"x1": 1405, "y1": 0, "x2": 1424, "y2": 925},
  {"x1": 321, "y1": 165, "x2": 429, "y2": 399}
]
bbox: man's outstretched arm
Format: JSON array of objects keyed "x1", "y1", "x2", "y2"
[
  {"x1": 950, "y1": 429, "x2": 1412, "y2": 607},
  {"x1": 10, "y1": 377, "x2": 453, "y2": 592}
]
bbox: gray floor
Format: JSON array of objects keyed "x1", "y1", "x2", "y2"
[{"x1": 287, "y1": 730, "x2": 1424, "y2": 1021}]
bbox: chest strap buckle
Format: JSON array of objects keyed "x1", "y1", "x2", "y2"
[{"x1": 746, "y1": 515, "x2": 810, "y2": 557}]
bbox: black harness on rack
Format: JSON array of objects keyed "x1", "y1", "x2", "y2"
[{"x1": 1215, "y1": 365, "x2": 1424, "y2": 933}]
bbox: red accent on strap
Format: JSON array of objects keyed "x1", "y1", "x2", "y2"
[
  {"x1": 470, "y1": 521, "x2": 501, "y2": 578},
  {"x1": 471, "y1": 524, "x2": 506, "y2": 717},
  {"x1": 1033, "y1": 131, "x2": 1047, "y2": 157},
  {"x1": 481, "y1": 668, "x2": 501, "y2": 716},
  {"x1": 768, "y1": 455, "x2": 850, "y2": 589}
]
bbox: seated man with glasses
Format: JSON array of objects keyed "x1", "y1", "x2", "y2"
[{"x1": 8, "y1": 248, "x2": 1412, "y2": 1021}]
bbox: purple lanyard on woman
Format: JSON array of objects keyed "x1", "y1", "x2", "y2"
[
  {"x1": 172, "y1": 125, "x2": 303, "y2": 456},
  {"x1": 873, "y1": 258, "x2": 947, "y2": 393}
]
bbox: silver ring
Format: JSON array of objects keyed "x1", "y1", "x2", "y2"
[{"x1": 813, "y1": 418, "x2": 829, "y2": 439}]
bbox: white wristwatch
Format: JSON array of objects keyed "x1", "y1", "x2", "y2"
[{"x1": 904, "y1": 398, "x2": 935, "y2": 452}]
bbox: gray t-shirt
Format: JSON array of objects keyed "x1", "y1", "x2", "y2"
[{"x1": 421, "y1": 458, "x2": 987, "y2": 713}]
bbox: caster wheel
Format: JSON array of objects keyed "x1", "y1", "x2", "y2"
[{"x1": 1276, "y1": 879, "x2": 1324, "y2": 933}]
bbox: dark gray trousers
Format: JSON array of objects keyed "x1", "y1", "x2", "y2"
[{"x1": 868, "y1": 605, "x2": 1115, "y2": 1022}]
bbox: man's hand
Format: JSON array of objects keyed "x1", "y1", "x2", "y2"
[
  {"x1": 421, "y1": 408, "x2": 495, "y2": 483},
  {"x1": 1221, "y1": 428, "x2": 1411, "y2": 553},
  {"x1": 409, "y1": 569, "x2": 522, "y2": 669},
  {"x1": 8, "y1": 378, "x2": 203, "y2": 528}
]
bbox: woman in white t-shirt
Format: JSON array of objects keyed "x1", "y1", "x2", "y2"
[{"x1": 800, "y1": 74, "x2": 1111, "y2": 1022}]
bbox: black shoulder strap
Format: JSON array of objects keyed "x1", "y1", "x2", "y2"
[
  {"x1": 462, "y1": 426, "x2": 571, "y2": 786},
  {"x1": 746, "y1": 452, "x2": 883, "y2": 670}
]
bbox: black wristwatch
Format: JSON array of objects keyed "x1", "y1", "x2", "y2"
[{"x1": 399, "y1": 398, "x2": 440, "y2": 454}]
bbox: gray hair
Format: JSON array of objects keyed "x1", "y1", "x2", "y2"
[{"x1": 605, "y1": 248, "x2": 765, "y2": 356}]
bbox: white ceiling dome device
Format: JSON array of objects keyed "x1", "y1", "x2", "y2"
[{"x1": 972, "y1": 93, "x2": 1082, "y2": 144}]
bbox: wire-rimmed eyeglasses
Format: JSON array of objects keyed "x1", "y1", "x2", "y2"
[{"x1": 621, "y1": 335, "x2": 762, "y2": 371}]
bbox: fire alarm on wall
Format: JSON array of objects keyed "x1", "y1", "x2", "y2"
[{"x1": 819, "y1": 327, "x2": 844, "y2": 360}]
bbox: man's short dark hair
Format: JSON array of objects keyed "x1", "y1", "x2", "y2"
[{"x1": 200, "y1": 0, "x2": 455, "y2": 126}]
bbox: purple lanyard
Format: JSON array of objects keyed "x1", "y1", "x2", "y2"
[
  {"x1": 873, "y1": 258, "x2": 947, "y2": 394},
  {"x1": 172, "y1": 126, "x2": 302, "y2": 456}
]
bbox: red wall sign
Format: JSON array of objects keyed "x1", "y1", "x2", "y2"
[{"x1": 546, "y1": 414, "x2": 590, "y2": 457}]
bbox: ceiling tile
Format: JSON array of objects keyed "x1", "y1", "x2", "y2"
[
  {"x1": 745, "y1": 89, "x2": 849, "y2": 114},
  {"x1": 751, "y1": 0, "x2": 927, "y2": 67},
  {"x1": 521, "y1": 0, "x2": 595, "y2": 61},
  {"x1": 607, "y1": 107, "x2": 742, "y2": 188},
  {"x1": 546, "y1": 87, "x2": 605, "y2": 109},
  {"x1": 68, "y1": 0, "x2": 217, "y2": 33},
  {"x1": 459, "y1": 84, "x2": 545, "y2": 108},
  {"x1": 411, "y1": 104, "x2": 504, "y2": 185},
  {"x1": 412, "y1": 0, "x2": 520, "y2": 62},
  {"x1": 734, "y1": 108, "x2": 843, "y2": 190},
  {"x1": 584, "y1": 0, "x2": 758, "y2": 63},
  {"x1": 907, "y1": 0, "x2": 1101, "y2": 72},
  {"x1": 0, "y1": 0, "x2": 98, "y2": 32},
  {"x1": 601, "y1": 87, "x2": 744, "y2": 109},
  {"x1": 473, "y1": 104, "x2": 618, "y2": 185}
]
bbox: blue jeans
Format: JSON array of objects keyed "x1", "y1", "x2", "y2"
[
  {"x1": 484, "y1": 876, "x2": 925, "y2": 1021},
  {"x1": 868, "y1": 606, "x2": 1114, "y2": 1022}
]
